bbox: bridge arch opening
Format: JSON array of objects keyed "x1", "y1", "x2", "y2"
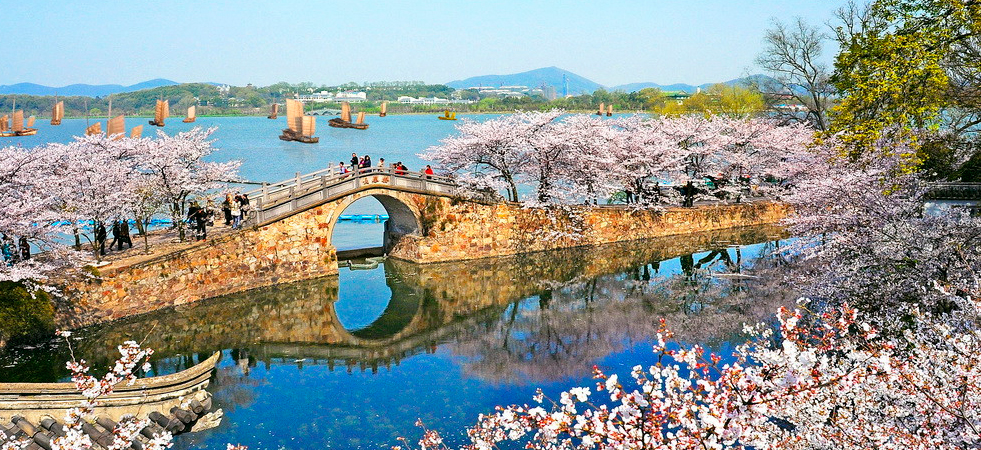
[{"x1": 329, "y1": 192, "x2": 422, "y2": 257}]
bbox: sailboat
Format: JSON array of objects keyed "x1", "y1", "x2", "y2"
[
  {"x1": 278, "y1": 99, "x2": 319, "y2": 143},
  {"x1": 328, "y1": 102, "x2": 368, "y2": 130},
  {"x1": 437, "y1": 110, "x2": 457, "y2": 120},
  {"x1": 606, "y1": 104, "x2": 613, "y2": 117},
  {"x1": 267, "y1": 103, "x2": 279, "y2": 119},
  {"x1": 596, "y1": 102, "x2": 605, "y2": 116},
  {"x1": 107, "y1": 115, "x2": 125, "y2": 138},
  {"x1": 379, "y1": 101, "x2": 388, "y2": 117},
  {"x1": 1, "y1": 99, "x2": 38, "y2": 137},
  {"x1": 85, "y1": 122, "x2": 102, "y2": 136},
  {"x1": 51, "y1": 99, "x2": 64, "y2": 125},
  {"x1": 183, "y1": 105, "x2": 196, "y2": 123},
  {"x1": 130, "y1": 125, "x2": 143, "y2": 138},
  {"x1": 149, "y1": 100, "x2": 169, "y2": 126},
  {"x1": 1, "y1": 111, "x2": 38, "y2": 137},
  {"x1": 0, "y1": 115, "x2": 7, "y2": 135}
]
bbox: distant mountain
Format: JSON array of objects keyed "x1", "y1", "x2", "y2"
[
  {"x1": 611, "y1": 75, "x2": 781, "y2": 93},
  {"x1": 0, "y1": 78, "x2": 180, "y2": 97},
  {"x1": 446, "y1": 66, "x2": 604, "y2": 96}
]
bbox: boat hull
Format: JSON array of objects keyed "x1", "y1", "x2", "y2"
[
  {"x1": 279, "y1": 128, "x2": 320, "y2": 143},
  {"x1": 183, "y1": 118, "x2": 196, "y2": 123},
  {"x1": 0, "y1": 128, "x2": 38, "y2": 137},
  {"x1": 149, "y1": 120, "x2": 164, "y2": 126},
  {"x1": 437, "y1": 117, "x2": 456, "y2": 120},
  {"x1": 328, "y1": 118, "x2": 368, "y2": 130}
]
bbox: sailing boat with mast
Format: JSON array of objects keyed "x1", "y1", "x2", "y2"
[
  {"x1": 437, "y1": 110, "x2": 457, "y2": 120},
  {"x1": 278, "y1": 99, "x2": 319, "y2": 143},
  {"x1": 148, "y1": 99, "x2": 169, "y2": 126},
  {"x1": 596, "y1": 102, "x2": 605, "y2": 116},
  {"x1": 183, "y1": 105, "x2": 196, "y2": 123},
  {"x1": 130, "y1": 125, "x2": 143, "y2": 138},
  {"x1": 0, "y1": 100, "x2": 38, "y2": 137},
  {"x1": 267, "y1": 103, "x2": 279, "y2": 119},
  {"x1": 379, "y1": 101, "x2": 388, "y2": 117},
  {"x1": 328, "y1": 102, "x2": 368, "y2": 130},
  {"x1": 606, "y1": 104, "x2": 613, "y2": 116},
  {"x1": 107, "y1": 115, "x2": 125, "y2": 138},
  {"x1": 51, "y1": 98, "x2": 64, "y2": 125}
]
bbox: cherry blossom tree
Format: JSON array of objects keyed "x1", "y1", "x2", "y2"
[{"x1": 135, "y1": 128, "x2": 239, "y2": 242}]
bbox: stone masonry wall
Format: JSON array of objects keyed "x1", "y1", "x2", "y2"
[
  {"x1": 389, "y1": 200, "x2": 790, "y2": 263},
  {"x1": 61, "y1": 205, "x2": 339, "y2": 328}
]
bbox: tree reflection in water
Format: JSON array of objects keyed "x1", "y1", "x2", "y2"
[{"x1": 447, "y1": 236, "x2": 796, "y2": 384}]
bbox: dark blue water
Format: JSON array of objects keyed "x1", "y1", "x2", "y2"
[{"x1": 0, "y1": 226, "x2": 792, "y2": 449}]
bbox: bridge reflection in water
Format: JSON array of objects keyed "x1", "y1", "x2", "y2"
[{"x1": 17, "y1": 224, "x2": 791, "y2": 382}]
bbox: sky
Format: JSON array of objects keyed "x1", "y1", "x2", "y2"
[{"x1": 3, "y1": 0, "x2": 851, "y2": 88}]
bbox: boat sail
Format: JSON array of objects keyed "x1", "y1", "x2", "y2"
[
  {"x1": 278, "y1": 99, "x2": 319, "y2": 143},
  {"x1": 607, "y1": 104, "x2": 613, "y2": 116},
  {"x1": 51, "y1": 100, "x2": 64, "y2": 125},
  {"x1": 379, "y1": 101, "x2": 388, "y2": 117},
  {"x1": 85, "y1": 122, "x2": 102, "y2": 136},
  {"x1": 267, "y1": 103, "x2": 279, "y2": 119},
  {"x1": 26, "y1": 116, "x2": 35, "y2": 127},
  {"x1": 1, "y1": 110, "x2": 38, "y2": 137},
  {"x1": 0, "y1": 115, "x2": 8, "y2": 134},
  {"x1": 596, "y1": 102, "x2": 605, "y2": 116},
  {"x1": 437, "y1": 110, "x2": 457, "y2": 120},
  {"x1": 130, "y1": 125, "x2": 143, "y2": 138},
  {"x1": 183, "y1": 105, "x2": 196, "y2": 123},
  {"x1": 149, "y1": 100, "x2": 168, "y2": 126},
  {"x1": 328, "y1": 101, "x2": 368, "y2": 130},
  {"x1": 107, "y1": 115, "x2": 125, "y2": 138}
]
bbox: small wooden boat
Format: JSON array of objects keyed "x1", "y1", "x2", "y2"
[
  {"x1": 0, "y1": 352, "x2": 220, "y2": 433},
  {"x1": 0, "y1": 110, "x2": 38, "y2": 137},
  {"x1": 279, "y1": 99, "x2": 319, "y2": 143},
  {"x1": 327, "y1": 102, "x2": 369, "y2": 130},
  {"x1": 267, "y1": 103, "x2": 279, "y2": 119},
  {"x1": 149, "y1": 99, "x2": 169, "y2": 126},
  {"x1": 596, "y1": 102, "x2": 605, "y2": 116},
  {"x1": 379, "y1": 101, "x2": 387, "y2": 117},
  {"x1": 183, "y1": 105, "x2": 196, "y2": 123},
  {"x1": 51, "y1": 99, "x2": 64, "y2": 125},
  {"x1": 130, "y1": 124, "x2": 144, "y2": 138},
  {"x1": 85, "y1": 121, "x2": 102, "y2": 136},
  {"x1": 606, "y1": 104, "x2": 613, "y2": 117},
  {"x1": 437, "y1": 110, "x2": 456, "y2": 120}
]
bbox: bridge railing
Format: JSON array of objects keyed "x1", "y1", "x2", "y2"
[
  {"x1": 925, "y1": 182, "x2": 981, "y2": 200},
  {"x1": 242, "y1": 166, "x2": 457, "y2": 225}
]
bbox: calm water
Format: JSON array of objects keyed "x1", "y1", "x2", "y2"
[{"x1": 0, "y1": 225, "x2": 793, "y2": 450}]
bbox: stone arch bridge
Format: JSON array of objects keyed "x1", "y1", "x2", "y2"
[{"x1": 65, "y1": 166, "x2": 789, "y2": 328}]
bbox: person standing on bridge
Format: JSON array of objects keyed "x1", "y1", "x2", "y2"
[
  {"x1": 230, "y1": 198, "x2": 242, "y2": 229},
  {"x1": 378, "y1": 158, "x2": 386, "y2": 172},
  {"x1": 222, "y1": 194, "x2": 233, "y2": 226},
  {"x1": 351, "y1": 153, "x2": 359, "y2": 169},
  {"x1": 424, "y1": 165, "x2": 434, "y2": 179},
  {"x1": 362, "y1": 154, "x2": 372, "y2": 171}
]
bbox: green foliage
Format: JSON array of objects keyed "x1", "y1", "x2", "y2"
[
  {"x1": 829, "y1": 0, "x2": 981, "y2": 162},
  {"x1": 653, "y1": 84, "x2": 767, "y2": 117},
  {"x1": 0, "y1": 282, "x2": 54, "y2": 347}
]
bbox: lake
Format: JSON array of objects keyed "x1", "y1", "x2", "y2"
[{"x1": 0, "y1": 225, "x2": 793, "y2": 449}]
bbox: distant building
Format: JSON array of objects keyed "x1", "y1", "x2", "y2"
[
  {"x1": 398, "y1": 96, "x2": 475, "y2": 105},
  {"x1": 295, "y1": 91, "x2": 336, "y2": 103},
  {"x1": 334, "y1": 91, "x2": 368, "y2": 102}
]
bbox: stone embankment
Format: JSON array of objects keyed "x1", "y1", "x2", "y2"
[
  {"x1": 60, "y1": 196, "x2": 788, "y2": 329},
  {"x1": 389, "y1": 200, "x2": 789, "y2": 262}
]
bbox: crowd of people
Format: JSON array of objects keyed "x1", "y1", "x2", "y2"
[
  {"x1": 185, "y1": 192, "x2": 252, "y2": 241},
  {"x1": 335, "y1": 153, "x2": 436, "y2": 178},
  {"x1": 0, "y1": 234, "x2": 30, "y2": 265}
]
